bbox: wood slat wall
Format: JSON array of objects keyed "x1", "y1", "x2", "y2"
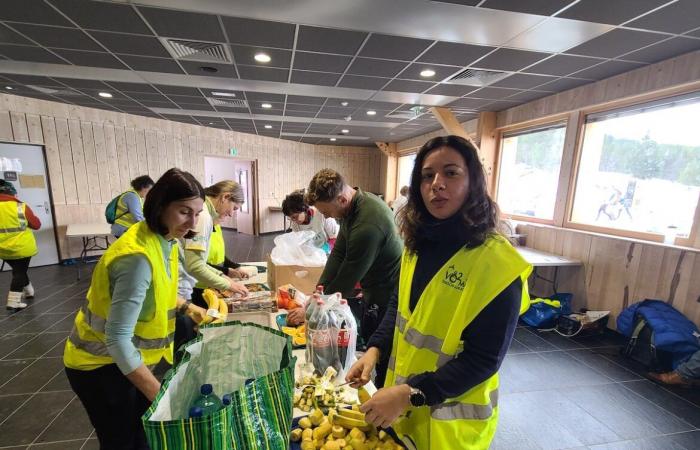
[{"x1": 0, "y1": 93, "x2": 381, "y2": 259}]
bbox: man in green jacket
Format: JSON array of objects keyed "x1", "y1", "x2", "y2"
[{"x1": 288, "y1": 168, "x2": 401, "y2": 355}]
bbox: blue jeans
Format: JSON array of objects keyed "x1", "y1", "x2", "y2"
[{"x1": 677, "y1": 350, "x2": 700, "y2": 379}]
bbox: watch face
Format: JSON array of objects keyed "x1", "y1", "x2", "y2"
[{"x1": 410, "y1": 391, "x2": 426, "y2": 407}]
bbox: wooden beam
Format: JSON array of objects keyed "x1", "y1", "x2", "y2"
[
  {"x1": 375, "y1": 141, "x2": 397, "y2": 157},
  {"x1": 429, "y1": 107, "x2": 473, "y2": 143},
  {"x1": 376, "y1": 142, "x2": 398, "y2": 202},
  {"x1": 476, "y1": 111, "x2": 497, "y2": 195}
]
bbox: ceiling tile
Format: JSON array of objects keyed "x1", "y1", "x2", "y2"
[
  {"x1": 469, "y1": 86, "x2": 523, "y2": 99},
  {"x1": 139, "y1": 100, "x2": 176, "y2": 108},
  {"x1": 54, "y1": 78, "x2": 112, "y2": 89},
  {"x1": 481, "y1": 99, "x2": 521, "y2": 111},
  {"x1": 237, "y1": 65, "x2": 288, "y2": 82},
  {"x1": 282, "y1": 123, "x2": 309, "y2": 132},
  {"x1": 176, "y1": 103, "x2": 215, "y2": 111},
  {"x1": 180, "y1": 61, "x2": 237, "y2": 78},
  {"x1": 105, "y1": 81, "x2": 158, "y2": 93},
  {"x1": 337, "y1": 75, "x2": 390, "y2": 90},
  {"x1": 0, "y1": 24, "x2": 32, "y2": 45},
  {"x1": 397, "y1": 63, "x2": 462, "y2": 81},
  {"x1": 296, "y1": 26, "x2": 367, "y2": 55},
  {"x1": 535, "y1": 76, "x2": 591, "y2": 91},
  {"x1": 491, "y1": 73, "x2": 557, "y2": 89},
  {"x1": 473, "y1": 48, "x2": 551, "y2": 71},
  {"x1": 162, "y1": 114, "x2": 199, "y2": 123},
  {"x1": 251, "y1": 107, "x2": 284, "y2": 116},
  {"x1": 0, "y1": 0, "x2": 73, "y2": 26},
  {"x1": 51, "y1": 49, "x2": 128, "y2": 69},
  {"x1": 362, "y1": 100, "x2": 404, "y2": 110},
  {"x1": 505, "y1": 90, "x2": 552, "y2": 102},
  {"x1": 557, "y1": 0, "x2": 669, "y2": 25},
  {"x1": 0, "y1": 44, "x2": 65, "y2": 63},
  {"x1": 51, "y1": 0, "x2": 152, "y2": 35},
  {"x1": 292, "y1": 52, "x2": 352, "y2": 73},
  {"x1": 230, "y1": 45, "x2": 291, "y2": 68},
  {"x1": 621, "y1": 37, "x2": 700, "y2": 63},
  {"x1": 290, "y1": 70, "x2": 341, "y2": 86},
  {"x1": 284, "y1": 104, "x2": 321, "y2": 113},
  {"x1": 90, "y1": 31, "x2": 169, "y2": 58},
  {"x1": 168, "y1": 95, "x2": 209, "y2": 105},
  {"x1": 138, "y1": 7, "x2": 225, "y2": 42},
  {"x1": 687, "y1": 29, "x2": 700, "y2": 38},
  {"x1": 225, "y1": 118, "x2": 254, "y2": 125},
  {"x1": 11, "y1": 24, "x2": 102, "y2": 51},
  {"x1": 307, "y1": 124, "x2": 336, "y2": 133},
  {"x1": 221, "y1": 17, "x2": 295, "y2": 49},
  {"x1": 245, "y1": 92, "x2": 286, "y2": 104},
  {"x1": 507, "y1": 19, "x2": 613, "y2": 54},
  {"x1": 425, "y1": 84, "x2": 478, "y2": 96},
  {"x1": 319, "y1": 106, "x2": 354, "y2": 115},
  {"x1": 286, "y1": 95, "x2": 326, "y2": 105},
  {"x1": 127, "y1": 92, "x2": 171, "y2": 102},
  {"x1": 571, "y1": 60, "x2": 645, "y2": 80},
  {"x1": 565, "y1": 29, "x2": 666, "y2": 58},
  {"x1": 119, "y1": 55, "x2": 184, "y2": 74},
  {"x1": 359, "y1": 34, "x2": 432, "y2": 61},
  {"x1": 481, "y1": 0, "x2": 574, "y2": 16},
  {"x1": 418, "y1": 41, "x2": 495, "y2": 66},
  {"x1": 200, "y1": 88, "x2": 244, "y2": 98},
  {"x1": 382, "y1": 79, "x2": 434, "y2": 93},
  {"x1": 155, "y1": 85, "x2": 202, "y2": 96},
  {"x1": 347, "y1": 58, "x2": 408, "y2": 78},
  {"x1": 627, "y1": 0, "x2": 700, "y2": 34},
  {"x1": 5, "y1": 74, "x2": 63, "y2": 86},
  {"x1": 316, "y1": 111, "x2": 350, "y2": 120},
  {"x1": 215, "y1": 105, "x2": 248, "y2": 112},
  {"x1": 526, "y1": 54, "x2": 604, "y2": 76},
  {"x1": 284, "y1": 110, "x2": 319, "y2": 118}
]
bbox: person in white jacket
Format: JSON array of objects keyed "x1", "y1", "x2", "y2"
[{"x1": 282, "y1": 189, "x2": 339, "y2": 253}]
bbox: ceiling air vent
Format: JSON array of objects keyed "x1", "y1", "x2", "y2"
[
  {"x1": 386, "y1": 105, "x2": 426, "y2": 120},
  {"x1": 445, "y1": 68, "x2": 509, "y2": 87},
  {"x1": 161, "y1": 38, "x2": 232, "y2": 64},
  {"x1": 207, "y1": 97, "x2": 248, "y2": 108},
  {"x1": 27, "y1": 85, "x2": 81, "y2": 96}
]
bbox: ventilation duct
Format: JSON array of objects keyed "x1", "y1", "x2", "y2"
[
  {"x1": 207, "y1": 97, "x2": 248, "y2": 108},
  {"x1": 444, "y1": 68, "x2": 509, "y2": 87},
  {"x1": 161, "y1": 38, "x2": 232, "y2": 64},
  {"x1": 27, "y1": 85, "x2": 82, "y2": 96}
]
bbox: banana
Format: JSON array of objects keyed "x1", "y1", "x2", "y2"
[
  {"x1": 337, "y1": 409, "x2": 365, "y2": 421},
  {"x1": 331, "y1": 415, "x2": 372, "y2": 432}
]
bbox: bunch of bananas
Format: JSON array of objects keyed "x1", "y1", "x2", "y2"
[
  {"x1": 282, "y1": 323, "x2": 306, "y2": 346},
  {"x1": 202, "y1": 289, "x2": 230, "y2": 324}
]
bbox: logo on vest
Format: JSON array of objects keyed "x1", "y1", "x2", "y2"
[{"x1": 442, "y1": 265, "x2": 466, "y2": 291}]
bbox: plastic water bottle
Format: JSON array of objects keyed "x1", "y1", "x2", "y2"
[
  {"x1": 188, "y1": 406, "x2": 203, "y2": 418},
  {"x1": 192, "y1": 384, "x2": 223, "y2": 415}
]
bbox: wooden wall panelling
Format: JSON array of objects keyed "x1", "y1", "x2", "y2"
[
  {"x1": 144, "y1": 130, "x2": 159, "y2": 179},
  {"x1": 113, "y1": 126, "x2": 130, "y2": 192},
  {"x1": 0, "y1": 111, "x2": 13, "y2": 141},
  {"x1": 54, "y1": 118, "x2": 78, "y2": 204},
  {"x1": 188, "y1": 135, "x2": 198, "y2": 181},
  {"x1": 80, "y1": 121, "x2": 101, "y2": 204},
  {"x1": 26, "y1": 114, "x2": 43, "y2": 144},
  {"x1": 9, "y1": 111, "x2": 28, "y2": 142},
  {"x1": 67, "y1": 120, "x2": 89, "y2": 204},
  {"x1": 102, "y1": 124, "x2": 121, "y2": 197},
  {"x1": 671, "y1": 252, "x2": 700, "y2": 325},
  {"x1": 172, "y1": 135, "x2": 183, "y2": 172},
  {"x1": 123, "y1": 127, "x2": 137, "y2": 182},
  {"x1": 92, "y1": 123, "x2": 112, "y2": 203},
  {"x1": 134, "y1": 129, "x2": 148, "y2": 179},
  {"x1": 40, "y1": 116, "x2": 65, "y2": 205},
  {"x1": 157, "y1": 132, "x2": 169, "y2": 177}
]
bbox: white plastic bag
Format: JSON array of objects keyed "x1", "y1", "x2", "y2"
[{"x1": 271, "y1": 230, "x2": 327, "y2": 266}]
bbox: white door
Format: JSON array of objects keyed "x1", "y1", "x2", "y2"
[
  {"x1": 204, "y1": 156, "x2": 238, "y2": 230},
  {"x1": 232, "y1": 159, "x2": 256, "y2": 235},
  {"x1": 0, "y1": 143, "x2": 59, "y2": 267}
]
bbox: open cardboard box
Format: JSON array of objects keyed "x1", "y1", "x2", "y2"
[{"x1": 266, "y1": 253, "x2": 324, "y2": 295}]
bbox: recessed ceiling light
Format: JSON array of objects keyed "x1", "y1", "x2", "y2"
[
  {"x1": 340, "y1": 101, "x2": 349, "y2": 106},
  {"x1": 208, "y1": 122, "x2": 214, "y2": 125},
  {"x1": 212, "y1": 91, "x2": 236, "y2": 97},
  {"x1": 261, "y1": 103, "x2": 272, "y2": 109},
  {"x1": 330, "y1": 138, "x2": 337, "y2": 141},
  {"x1": 264, "y1": 124, "x2": 272, "y2": 129},
  {"x1": 98, "y1": 92, "x2": 113, "y2": 98},
  {"x1": 420, "y1": 69, "x2": 436, "y2": 78},
  {"x1": 5, "y1": 86, "x2": 14, "y2": 90},
  {"x1": 366, "y1": 110, "x2": 376, "y2": 116},
  {"x1": 341, "y1": 129, "x2": 349, "y2": 134},
  {"x1": 254, "y1": 52, "x2": 271, "y2": 63}
]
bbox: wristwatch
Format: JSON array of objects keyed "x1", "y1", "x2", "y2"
[{"x1": 409, "y1": 387, "x2": 427, "y2": 407}]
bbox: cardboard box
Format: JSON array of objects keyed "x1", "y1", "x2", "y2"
[{"x1": 266, "y1": 254, "x2": 324, "y2": 295}]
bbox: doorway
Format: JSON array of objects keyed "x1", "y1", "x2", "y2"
[
  {"x1": 0, "y1": 142, "x2": 59, "y2": 267},
  {"x1": 204, "y1": 155, "x2": 258, "y2": 235}
]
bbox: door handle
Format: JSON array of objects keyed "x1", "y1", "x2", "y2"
[{"x1": 44, "y1": 201, "x2": 49, "y2": 215}]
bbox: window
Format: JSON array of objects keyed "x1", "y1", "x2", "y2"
[
  {"x1": 497, "y1": 124, "x2": 566, "y2": 220},
  {"x1": 570, "y1": 93, "x2": 700, "y2": 241},
  {"x1": 397, "y1": 154, "x2": 416, "y2": 192}
]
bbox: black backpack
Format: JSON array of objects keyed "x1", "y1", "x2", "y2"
[{"x1": 623, "y1": 316, "x2": 674, "y2": 372}]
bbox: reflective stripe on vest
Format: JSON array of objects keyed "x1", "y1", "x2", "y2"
[
  {"x1": 68, "y1": 328, "x2": 175, "y2": 353},
  {"x1": 431, "y1": 390, "x2": 499, "y2": 421},
  {"x1": 80, "y1": 306, "x2": 176, "y2": 333}
]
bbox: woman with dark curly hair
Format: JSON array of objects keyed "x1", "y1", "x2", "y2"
[{"x1": 346, "y1": 135, "x2": 532, "y2": 450}]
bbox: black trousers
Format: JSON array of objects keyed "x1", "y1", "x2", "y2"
[
  {"x1": 66, "y1": 364, "x2": 151, "y2": 450},
  {"x1": 5, "y1": 257, "x2": 31, "y2": 292}
]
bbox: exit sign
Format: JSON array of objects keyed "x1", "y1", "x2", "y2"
[{"x1": 229, "y1": 148, "x2": 238, "y2": 156}]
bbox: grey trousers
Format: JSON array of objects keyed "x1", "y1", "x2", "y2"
[{"x1": 677, "y1": 349, "x2": 700, "y2": 379}]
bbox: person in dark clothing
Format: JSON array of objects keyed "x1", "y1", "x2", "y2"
[
  {"x1": 286, "y1": 169, "x2": 402, "y2": 381},
  {"x1": 346, "y1": 135, "x2": 531, "y2": 450}
]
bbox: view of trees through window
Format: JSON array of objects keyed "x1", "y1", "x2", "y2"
[{"x1": 571, "y1": 97, "x2": 700, "y2": 240}]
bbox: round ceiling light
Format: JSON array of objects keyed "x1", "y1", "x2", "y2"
[
  {"x1": 254, "y1": 52, "x2": 271, "y2": 63},
  {"x1": 5, "y1": 86, "x2": 13, "y2": 90},
  {"x1": 330, "y1": 138, "x2": 337, "y2": 141},
  {"x1": 264, "y1": 124, "x2": 273, "y2": 129},
  {"x1": 340, "y1": 101, "x2": 349, "y2": 106},
  {"x1": 420, "y1": 69, "x2": 436, "y2": 78},
  {"x1": 261, "y1": 103, "x2": 272, "y2": 109},
  {"x1": 98, "y1": 92, "x2": 113, "y2": 98},
  {"x1": 341, "y1": 129, "x2": 349, "y2": 134},
  {"x1": 366, "y1": 110, "x2": 376, "y2": 116}
]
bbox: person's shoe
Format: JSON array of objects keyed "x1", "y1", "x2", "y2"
[
  {"x1": 6, "y1": 291, "x2": 27, "y2": 310},
  {"x1": 648, "y1": 371, "x2": 700, "y2": 388},
  {"x1": 22, "y1": 283, "x2": 34, "y2": 299}
]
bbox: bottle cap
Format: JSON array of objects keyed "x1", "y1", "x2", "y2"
[
  {"x1": 222, "y1": 394, "x2": 231, "y2": 406},
  {"x1": 189, "y1": 406, "x2": 203, "y2": 418},
  {"x1": 201, "y1": 383, "x2": 213, "y2": 395}
]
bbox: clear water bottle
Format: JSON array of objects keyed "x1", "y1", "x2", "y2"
[{"x1": 192, "y1": 384, "x2": 223, "y2": 416}]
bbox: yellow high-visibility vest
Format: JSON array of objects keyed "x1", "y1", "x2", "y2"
[
  {"x1": 114, "y1": 189, "x2": 143, "y2": 229},
  {"x1": 207, "y1": 224, "x2": 225, "y2": 265},
  {"x1": 385, "y1": 234, "x2": 531, "y2": 450},
  {"x1": 63, "y1": 221, "x2": 178, "y2": 371},
  {"x1": 0, "y1": 200, "x2": 38, "y2": 260}
]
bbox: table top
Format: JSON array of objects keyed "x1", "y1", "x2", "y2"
[
  {"x1": 66, "y1": 223, "x2": 112, "y2": 237},
  {"x1": 517, "y1": 246, "x2": 581, "y2": 267}
]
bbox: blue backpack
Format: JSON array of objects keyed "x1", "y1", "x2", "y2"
[{"x1": 105, "y1": 192, "x2": 128, "y2": 224}]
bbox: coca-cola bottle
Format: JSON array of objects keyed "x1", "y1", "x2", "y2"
[{"x1": 337, "y1": 299, "x2": 350, "y2": 368}]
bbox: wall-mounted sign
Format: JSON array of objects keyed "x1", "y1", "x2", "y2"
[
  {"x1": 3, "y1": 171, "x2": 17, "y2": 181},
  {"x1": 229, "y1": 148, "x2": 238, "y2": 156}
]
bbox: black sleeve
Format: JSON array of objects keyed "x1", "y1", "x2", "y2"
[
  {"x1": 366, "y1": 285, "x2": 398, "y2": 355},
  {"x1": 223, "y1": 256, "x2": 240, "y2": 269},
  {"x1": 207, "y1": 263, "x2": 227, "y2": 275},
  {"x1": 407, "y1": 277, "x2": 522, "y2": 406}
]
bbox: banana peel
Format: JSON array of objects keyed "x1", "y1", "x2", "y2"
[
  {"x1": 281, "y1": 323, "x2": 306, "y2": 346},
  {"x1": 357, "y1": 386, "x2": 371, "y2": 404},
  {"x1": 202, "y1": 289, "x2": 228, "y2": 324}
]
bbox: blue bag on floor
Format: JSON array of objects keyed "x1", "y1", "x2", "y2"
[{"x1": 521, "y1": 298, "x2": 562, "y2": 328}]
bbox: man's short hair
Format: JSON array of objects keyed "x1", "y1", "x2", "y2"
[{"x1": 306, "y1": 169, "x2": 345, "y2": 205}]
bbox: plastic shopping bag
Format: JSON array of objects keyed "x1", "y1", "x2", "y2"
[{"x1": 270, "y1": 231, "x2": 327, "y2": 267}]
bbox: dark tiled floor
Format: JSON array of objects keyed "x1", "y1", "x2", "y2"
[{"x1": 0, "y1": 231, "x2": 698, "y2": 449}]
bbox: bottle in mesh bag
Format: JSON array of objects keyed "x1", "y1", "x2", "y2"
[{"x1": 308, "y1": 296, "x2": 341, "y2": 374}]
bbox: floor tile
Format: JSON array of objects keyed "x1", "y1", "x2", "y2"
[
  {"x1": 3, "y1": 333, "x2": 69, "y2": 360},
  {"x1": 30, "y1": 439, "x2": 85, "y2": 449},
  {"x1": 35, "y1": 396, "x2": 93, "y2": 443},
  {"x1": 513, "y1": 327, "x2": 558, "y2": 352},
  {"x1": 533, "y1": 329, "x2": 587, "y2": 350},
  {"x1": 80, "y1": 438, "x2": 99, "y2": 450},
  {"x1": 0, "y1": 394, "x2": 30, "y2": 423},
  {"x1": 588, "y1": 430, "x2": 700, "y2": 449},
  {"x1": 567, "y1": 348, "x2": 643, "y2": 382},
  {"x1": 622, "y1": 380, "x2": 700, "y2": 428},
  {"x1": 507, "y1": 338, "x2": 532, "y2": 354},
  {"x1": 0, "y1": 359, "x2": 34, "y2": 386},
  {"x1": 0, "y1": 391, "x2": 74, "y2": 447},
  {"x1": 0, "y1": 357, "x2": 65, "y2": 395}
]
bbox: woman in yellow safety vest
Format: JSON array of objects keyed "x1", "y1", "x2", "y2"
[
  {"x1": 0, "y1": 179, "x2": 41, "y2": 310},
  {"x1": 64, "y1": 168, "x2": 212, "y2": 450},
  {"x1": 111, "y1": 175, "x2": 155, "y2": 238},
  {"x1": 347, "y1": 135, "x2": 532, "y2": 450}
]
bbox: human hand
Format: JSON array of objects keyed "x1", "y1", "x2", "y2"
[
  {"x1": 360, "y1": 384, "x2": 411, "y2": 428},
  {"x1": 228, "y1": 279, "x2": 249, "y2": 297},
  {"x1": 345, "y1": 347, "x2": 380, "y2": 387},
  {"x1": 286, "y1": 307, "x2": 306, "y2": 326},
  {"x1": 227, "y1": 268, "x2": 249, "y2": 279},
  {"x1": 186, "y1": 303, "x2": 213, "y2": 325}
]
